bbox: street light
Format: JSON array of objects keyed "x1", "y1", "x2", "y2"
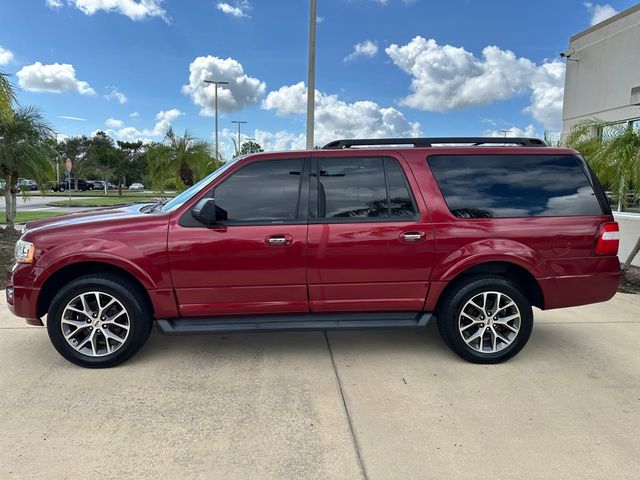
[
  {"x1": 231, "y1": 120, "x2": 248, "y2": 156},
  {"x1": 306, "y1": 0, "x2": 317, "y2": 150},
  {"x1": 204, "y1": 79, "x2": 230, "y2": 161}
]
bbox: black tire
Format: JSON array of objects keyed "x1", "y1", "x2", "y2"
[
  {"x1": 47, "y1": 275, "x2": 153, "y2": 368},
  {"x1": 436, "y1": 276, "x2": 533, "y2": 364}
]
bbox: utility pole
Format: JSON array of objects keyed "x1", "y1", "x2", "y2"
[
  {"x1": 204, "y1": 79, "x2": 229, "y2": 161},
  {"x1": 232, "y1": 120, "x2": 247, "y2": 156},
  {"x1": 306, "y1": 0, "x2": 317, "y2": 150}
]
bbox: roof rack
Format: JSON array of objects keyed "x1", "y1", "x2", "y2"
[{"x1": 321, "y1": 137, "x2": 548, "y2": 149}]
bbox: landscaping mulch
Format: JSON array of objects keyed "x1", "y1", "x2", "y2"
[
  {"x1": 0, "y1": 227, "x2": 21, "y2": 274},
  {"x1": 619, "y1": 264, "x2": 640, "y2": 294}
]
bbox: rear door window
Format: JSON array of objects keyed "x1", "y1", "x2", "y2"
[
  {"x1": 314, "y1": 157, "x2": 418, "y2": 220},
  {"x1": 428, "y1": 154, "x2": 603, "y2": 218}
]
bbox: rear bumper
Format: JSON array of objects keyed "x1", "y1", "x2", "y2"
[{"x1": 538, "y1": 256, "x2": 620, "y2": 309}]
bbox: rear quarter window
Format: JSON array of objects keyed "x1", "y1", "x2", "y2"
[{"x1": 428, "y1": 154, "x2": 603, "y2": 218}]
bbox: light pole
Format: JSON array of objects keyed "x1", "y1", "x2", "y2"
[
  {"x1": 204, "y1": 79, "x2": 229, "y2": 161},
  {"x1": 231, "y1": 120, "x2": 248, "y2": 156},
  {"x1": 306, "y1": 0, "x2": 317, "y2": 150}
]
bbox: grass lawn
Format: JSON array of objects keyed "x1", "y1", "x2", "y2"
[
  {"x1": 47, "y1": 197, "x2": 154, "y2": 207},
  {"x1": 0, "y1": 210, "x2": 67, "y2": 225}
]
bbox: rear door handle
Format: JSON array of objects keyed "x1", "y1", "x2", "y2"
[
  {"x1": 401, "y1": 231, "x2": 426, "y2": 242},
  {"x1": 266, "y1": 234, "x2": 293, "y2": 246}
]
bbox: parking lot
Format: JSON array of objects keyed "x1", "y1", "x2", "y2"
[{"x1": 1, "y1": 293, "x2": 639, "y2": 480}]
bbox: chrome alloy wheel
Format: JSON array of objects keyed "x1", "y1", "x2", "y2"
[
  {"x1": 458, "y1": 291, "x2": 521, "y2": 354},
  {"x1": 60, "y1": 292, "x2": 131, "y2": 357}
]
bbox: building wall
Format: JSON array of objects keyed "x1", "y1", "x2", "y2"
[
  {"x1": 562, "y1": 4, "x2": 640, "y2": 136},
  {"x1": 615, "y1": 213, "x2": 640, "y2": 267}
]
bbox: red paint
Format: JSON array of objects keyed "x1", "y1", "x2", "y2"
[{"x1": 6, "y1": 145, "x2": 620, "y2": 326}]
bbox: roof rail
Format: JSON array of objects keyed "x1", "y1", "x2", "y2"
[{"x1": 321, "y1": 137, "x2": 548, "y2": 149}]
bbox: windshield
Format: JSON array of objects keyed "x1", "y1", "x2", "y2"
[{"x1": 160, "y1": 159, "x2": 240, "y2": 213}]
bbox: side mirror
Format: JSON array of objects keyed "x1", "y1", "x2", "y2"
[
  {"x1": 192, "y1": 198, "x2": 228, "y2": 225},
  {"x1": 192, "y1": 198, "x2": 218, "y2": 226}
]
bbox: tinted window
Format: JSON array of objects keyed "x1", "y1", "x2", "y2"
[
  {"x1": 317, "y1": 157, "x2": 416, "y2": 219},
  {"x1": 428, "y1": 155, "x2": 603, "y2": 218},
  {"x1": 385, "y1": 157, "x2": 417, "y2": 217},
  {"x1": 214, "y1": 159, "x2": 303, "y2": 223}
]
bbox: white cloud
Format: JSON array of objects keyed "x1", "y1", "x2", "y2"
[
  {"x1": 584, "y1": 3, "x2": 618, "y2": 25},
  {"x1": 484, "y1": 124, "x2": 539, "y2": 138},
  {"x1": 262, "y1": 82, "x2": 307, "y2": 116},
  {"x1": 182, "y1": 56, "x2": 266, "y2": 115},
  {"x1": 0, "y1": 46, "x2": 15, "y2": 65},
  {"x1": 344, "y1": 40, "x2": 378, "y2": 63},
  {"x1": 262, "y1": 81, "x2": 421, "y2": 147},
  {"x1": 216, "y1": 1, "x2": 250, "y2": 17},
  {"x1": 100, "y1": 108, "x2": 182, "y2": 142},
  {"x1": 17, "y1": 62, "x2": 95, "y2": 95},
  {"x1": 49, "y1": 0, "x2": 169, "y2": 22},
  {"x1": 104, "y1": 85, "x2": 128, "y2": 104},
  {"x1": 58, "y1": 115, "x2": 86, "y2": 121},
  {"x1": 129, "y1": 111, "x2": 139, "y2": 117},
  {"x1": 253, "y1": 129, "x2": 306, "y2": 152},
  {"x1": 386, "y1": 36, "x2": 565, "y2": 131},
  {"x1": 105, "y1": 117, "x2": 124, "y2": 128}
]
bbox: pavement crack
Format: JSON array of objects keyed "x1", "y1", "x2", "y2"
[{"x1": 324, "y1": 331, "x2": 369, "y2": 480}]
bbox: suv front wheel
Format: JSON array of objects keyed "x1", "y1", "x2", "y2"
[
  {"x1": 437, "y1": 276, "x2": 534, "y2": 364},
  {"x1": 47, "y1": 275, "x2": 152, "y2": 368}
]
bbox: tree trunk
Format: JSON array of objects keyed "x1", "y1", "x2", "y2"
[
  {"x1": 622, "y1": 235, "x2": 640, "y2": 272},
  {"x1": 10, "y1": 174, "x2": 17, "y2": 224},
  {"x1": 4, "y1": 173, "x2": 12, "y2": 227}
]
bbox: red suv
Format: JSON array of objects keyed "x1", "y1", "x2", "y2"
[{"x1": 7, "y1": 137, "x2": 620, "y2": 368}]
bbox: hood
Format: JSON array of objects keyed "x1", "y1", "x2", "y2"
[{"x1": 23, "y1": 205, "x2": 154, "y2": 235}]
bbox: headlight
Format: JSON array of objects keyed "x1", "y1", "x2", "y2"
[{"x1": 15, "y1": 240, "x2": 34, "y2": 264}]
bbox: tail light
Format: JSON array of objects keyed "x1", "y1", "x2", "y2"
[{"x1": 594, "y1": 222, "x2": 619, "y2": 256}]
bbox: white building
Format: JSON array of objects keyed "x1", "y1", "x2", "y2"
[
  {"x1": 562, "y1": 4, "x2": 640, "y2": 266},
  {"x1": 562, "y1": 3, "x2": 640, "y2": 136}
]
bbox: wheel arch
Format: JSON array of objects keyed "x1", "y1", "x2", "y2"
[
  {"x1": 434, "y1": 261, "x2": 545, "y2": 316},
  {"x1": 37, "y1": 261, "x2": 154, "y2": 318}
]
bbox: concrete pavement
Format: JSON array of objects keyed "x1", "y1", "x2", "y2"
[{"x1": 1, "y1": 294, "x2": 639, "y2": 479}]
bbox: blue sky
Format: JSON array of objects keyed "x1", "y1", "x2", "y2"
[{"x1": 0, "y1": 0, "x2": 636, "y2": 157}]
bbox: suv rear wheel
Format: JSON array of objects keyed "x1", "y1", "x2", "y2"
[
  {"x1": 47, "y1": 275, "x2": 152, "y2": 368},
  {"x1": 437, "y1": 276, "x2": 533, "y2": 364}
]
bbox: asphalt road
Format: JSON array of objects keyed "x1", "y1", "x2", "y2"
[
  {"x1": 0, "y1": 195, "x2": 97, "y2": 214},
  {"x1": 1, "y1": 293, "x2": 639, "y2": 479}
]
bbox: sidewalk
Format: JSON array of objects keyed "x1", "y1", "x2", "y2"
[{"x1": 1, "y1": 294, "x2": 639, "y2": 479}]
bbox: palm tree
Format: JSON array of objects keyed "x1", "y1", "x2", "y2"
[
  {"x1": 148, "y1": 129, "x2": 217, "y2": 192},
  {"x1": 0, "y1": 106, "x2": 55, "y2": 227},
  {"x1": 564, "y1": 120, "x2": 640, "y2": 271},
  {"x1": 0, "y1": 71, "x2": 16, "y2": 122}
]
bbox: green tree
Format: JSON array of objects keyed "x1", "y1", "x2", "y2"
[
  {"x1": 87, "y1": 132, "x2": 121, "y2": 193},
  {"x1": 57, "y1": 135, "x2": 89, "y2": 190},
  {"x1": 117, "y1": 140, "x2": 147, "y2": 195},
  {"x1": 146, "y1": 130, "x2": 217, "y2": 192},
  {"x1": 565, "y1": 120, "x2": 640, "y2": 271},
  {"x1": 236, "y1": 140, "x2": 263, "y2": 157},
  {"x1": 0, "y1": 71, "x2": 16, "y2": 122},
  {"x1": 0, "y1": 106, "x2": 55, "y2": 227}
]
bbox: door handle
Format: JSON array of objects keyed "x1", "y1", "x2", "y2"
[
  {"x1": 401, "y1": 231, "x2": 425, "y2": 242},
  {"x1": 266, "y1": 234, "x2": 293, "y2": 246}
]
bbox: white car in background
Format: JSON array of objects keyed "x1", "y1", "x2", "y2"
[{"x1": 128, "y1": 183, "x2": 144, "y2": 191}]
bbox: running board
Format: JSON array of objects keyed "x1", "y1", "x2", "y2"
[{"x1": 156, "y1": 312, "x2": 432, "y2": 335}]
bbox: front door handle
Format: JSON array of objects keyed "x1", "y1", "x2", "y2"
[
  {"x1": 401, "y1": 231, "x2": 426, "y2": 242},
  {"x1": 266, "y1": 234, "x2": 293, "y2": 246}
]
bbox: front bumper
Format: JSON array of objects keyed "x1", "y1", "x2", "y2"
[{"x1": 6, "y1": 263, "x2": 45, "y2": 325}]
